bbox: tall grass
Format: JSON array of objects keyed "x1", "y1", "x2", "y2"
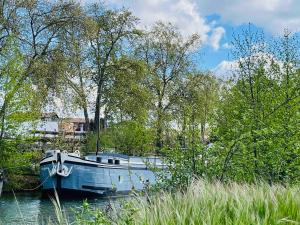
[
  {"x1": 49, "y1": 190, "x2": 69, "y2": 225},
  {"x1": 128, "y1": 180, "x2": 300, "y2": 225},
  {"x1": 48, "y1": 181, "x2": 300, "y2": 224}
]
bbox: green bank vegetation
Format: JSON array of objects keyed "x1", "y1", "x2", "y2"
[
  {"x1": 46, "y1": 180, "x2": 300, "y2": 225},
  {"x1": 1, "y1": 0, "x2": 300, "y2": 224},
  {"x1": 1, "y1": 0, "x2": 300, "y2": 187}
]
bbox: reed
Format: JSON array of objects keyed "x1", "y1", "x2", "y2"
[
  {"x1": 49, "y1": 190, "x2": 69, "y2": 225},
  {"x1": 50, "y1": 180, "x2": 300, "y2": 224},
  {"x1": 128, "y1": 180, "x2": 300, "y2": 225}
]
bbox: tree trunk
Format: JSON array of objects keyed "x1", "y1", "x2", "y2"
[
  {"x1": 103, "y1": 107, "x2": 108, "y2": 131},
  {"x1": 156, "y1": 121, "x2": 163, "y2": 150},
  {"x1": 191, "y1": 111, "x2": 196, "y2": 175},
  {"x1": 83, "y1": 106, "x2": 89, "y2": 132},
  {"x1": 94, "y1": 85, "x2": 101, "y2": 132},
  {"x1": 282, "y1": 34, "x2": 291, "y2": 182},
  {"x1": 78, "y1": 70, "x2": 90, "y2": 132},
  {"x1": 156, "y1": 102, "x2": 163, "y2": 151},
  {"x1": 94, "y1": 80, "x2": 102, "y2": 154},
  {"x1": 0, "y1": 100, "x2": 6, "y2": 141},
  {"x1": 200, "y1": 122, "x2": 205, "y2": 144},
  {"x1": 181, "y1": 110, "x2": 187, "y2": 148},
  {"x1": 249, "y1": 75, "x2": 259, "y2": 177}
]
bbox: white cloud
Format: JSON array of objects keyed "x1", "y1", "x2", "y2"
[
  {"x1": 198, "y1": 0, "x2": 300, "y2": 34},
  {"x1": 209, "y1": 27, "x2": 225, "y2": 50},
  {"x1": 213, "y1": 51, "x2": 283, "y2": 80},
  {"x1": 124, "y1": 0, "x2": 212, "y2": 43},
  {"x1": 222, "y1": 42, "x2": 232, "y2": 49},
  {"x1": 82, "y1": 0, "x2": 300, "y2": 46},
  {"x1": 85, "y1": 0, "x2": 225, "y2": 50},
  {"x1": 213, "y1": 60, "x2": 238, "y2": 79}
]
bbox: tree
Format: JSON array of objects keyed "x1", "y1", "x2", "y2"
[
  {"x1": 211, "y1": 25, "x2": 300, "y2": 183},
  {"x1": 85, "y1": 120, "x2": 154, "y2": 156},
  {"x1": 175, "y1": 72, "x2": 219, "y2": 147},
  {"x1": 1, "y1": 38, "x2": 36, "y2": 139},
  {"x1": 57, "y1": 7, "x2": 92, "y2": 131},
  {"x1": 0, "y1": 1, "x2": 80, "y2": 188},
  {"x1": 269, "y1": 30, "x2": 300, "y2": 182},
  {"x1": 84, "y1": 4, "x2": 139, "y2": 152},
  {"x1": 136, "y1": 22, "x2": 201, "y2": 150},
  {"x1": 213, "y1": 26, "x2": 279, "y2": 182},
  {"x1": 0, "y1": 0, "x2": 20, "y2": 52},
  {"x1": 10, "y1": 0, "x2": 80, "y2": 101},
  {"x1": 0, "y1": 37, "x2": 41, "y2": 165},
  {"x1": 105, "y1": 57, "x2": 151, "y2": 124}
]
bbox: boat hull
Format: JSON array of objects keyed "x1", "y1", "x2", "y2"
[{"x1": 40, "y1": 152, "x2": 160, "y2": 197}]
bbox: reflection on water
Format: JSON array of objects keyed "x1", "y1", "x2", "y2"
[{"x1": 0, "y1": 192, "x2": 121, "y2": 225}]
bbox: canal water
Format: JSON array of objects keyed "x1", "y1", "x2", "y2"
[{"x1": 0, "y1": 192, "x2": 124, "y2": 225}]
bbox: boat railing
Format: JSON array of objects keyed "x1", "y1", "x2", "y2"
[{"x1": 84, "y1": 152, "x2": 166, "y2": 168}]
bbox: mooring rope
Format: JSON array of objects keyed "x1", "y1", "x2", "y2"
[
  {"x1": 11, "y1": 174, "x2": 51, "y2": 192},
  {"x1": 21, "y1": 174, "x2": 51, "y2": 191},
  {"x1": 1, "y1": 165, "x2": 38, "y2": 172}
]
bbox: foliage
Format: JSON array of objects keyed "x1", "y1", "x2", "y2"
[
  {"x1": 156, "y1": 146, "x2": 205, "y2": 191},
  {"x1": 135, "y1": 22, "x2": 201, "y2": 150},
  {"x1": 72, "y1": 199, "x2": 140, "y2": 225},
  {"x1": 211, "y1": 27, "x2": 300, "y2": 184},
  {"x1": 86, "y1": 121, "x2": 154, "y2": 155},
  {"x1": 106, "y1": 57, "x2": 152, "y2": 123},
  {"x1": 174, "y1": 72, "x2": 220, "y2": 147},
  {"x1": 0, "y1": 38, "x2": 40, "y2": 138},
  {"x1": 2, "y1": 0, "x2": 300, "y2": 196},
  {"x1": 74, "y1": 200, "x2": 110, "y2": 225},
  {"x1": 0, "y1": 37, "x2": 42, "y2": 189},
  {"x1": 0, "y1": 138, "x2": 41, "y2": 190},
  {"x1": 85, "y1": 4, "x2": 140, "y2": 132}
]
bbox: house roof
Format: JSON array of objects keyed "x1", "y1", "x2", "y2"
[
  {"x1": 41, "y1": 112, "x2": 59, "y2": 119},
  {"x1": 40, "y1": 112, "x2": 88, "y2": 124},
  {"x1": 61, "y1": 118, "x2": 86, "y2": 123}
]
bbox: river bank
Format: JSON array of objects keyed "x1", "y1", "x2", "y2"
[
  {"x1": 2, "y1": 180, "x2": 300, "y2": 224},
  {"x1": 1, "y1": 174, "x2": 40, "y2": 193}
]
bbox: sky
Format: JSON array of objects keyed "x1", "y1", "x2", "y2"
[
  {"x1": 52, "y1": 0, "x2": 300, "y2": 117},
  {"x1": 81, "y1": 0, "x2": 300, "y2": 78}
]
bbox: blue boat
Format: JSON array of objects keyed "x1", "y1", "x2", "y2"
[{"x1": 40, "y1": 150, "x2": 165, "y2": 197}]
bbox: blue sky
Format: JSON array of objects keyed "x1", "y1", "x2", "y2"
[{"x1": 82, "y1": 0, "x2": 300, "y2": 77}]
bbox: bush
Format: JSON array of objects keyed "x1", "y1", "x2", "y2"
[{"x1": 85, "y1": 121, "x2": 154, "y2": 156}]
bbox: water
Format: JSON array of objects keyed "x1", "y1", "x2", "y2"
[{"x1": 0, "y1": 192, "x2": 123, "y2": 225}]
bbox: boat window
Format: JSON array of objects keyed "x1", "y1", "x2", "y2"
[
  {"x1": 96, "y1": 157, "x2": 102, "y2": 163},
  {"x1": 118, "y1": 175, "x2": 121, "y2": 182},
  {"x1": 108, "y1": 159, "x2": 113, "y2": 164},
  {"x1": 115, "y1": 159, "x2": 120, "y2": 165}
]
